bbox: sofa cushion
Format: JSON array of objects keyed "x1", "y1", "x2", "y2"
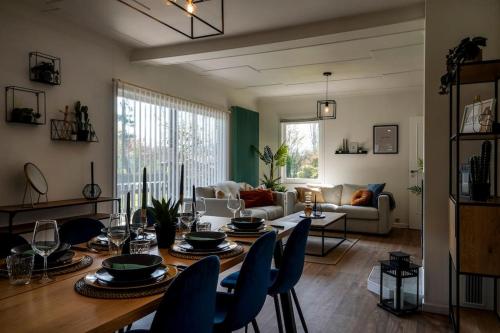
[
  {"x1": 321, "y1": 185, "x2": 342, "y2": 205},
  {"x1": 367, "y1": 183, "x2": 386, "y2": 208},
  {"x1": 295, "y1": 186, "x2": 325, "y2": 203},
  {"x1": 336, "y1": 205, "x2": 379, "y2": 220},
  {"x1": 195, "y1": 186, "x2": 215, "y2": 199},
  {"x1": 214, "y1": 181, "x2": 240, "y2": 199},
  {"x1": 351, "y1": 190, "x2": 373, "y2": 206},
  {"x1": 247, "y1": 205, "x2": 283, "y2": 220},
  {"x1": 240, "y1": 189, "x2": 274, "y2": 208},
  {"x1": 340, "y1": 184, "x2": 367, "y2": 205}
]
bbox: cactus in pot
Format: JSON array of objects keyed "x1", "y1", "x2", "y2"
[{"x1": 151, "y1": 196, "x2": 181, "y2": 248}]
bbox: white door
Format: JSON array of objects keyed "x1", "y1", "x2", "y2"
[{"x1": 409, "y1": 116, "x2": 423, "y2": 230}]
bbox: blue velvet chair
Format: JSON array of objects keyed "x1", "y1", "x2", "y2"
[
  {"x1": 0, "y1": 233, "x2": 28, "y2": 258},
  {"x1": 220, "y1": 218, "x2": 312, "y2": 333},
  {"x1": 214, "y1": 231, "x2": 277, "y2": 333},
  {"x1": 132, "y1": 207, "x2": 155, "y2": 227},
  {"x1": 130, "y1": 255, "x2": 220, "y2": 333},
  {"x1": 58, "y1": 218, "x2": 105, "y2": 245}
]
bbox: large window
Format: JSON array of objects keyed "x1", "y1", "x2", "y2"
[
  {"x1": 281, "y1": 120, "x2": 320, "y2": 182},
  {"x1": 114, "y1": 80, "x2": 229, "y2": 211}
]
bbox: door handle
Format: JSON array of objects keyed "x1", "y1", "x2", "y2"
[{"x1": 410, "y1": 170, "x2": 419, "y2": 174}]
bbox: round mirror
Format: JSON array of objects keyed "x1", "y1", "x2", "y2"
[{"x1": 24, "y1": 163, "x2": 48, "y2": 195}]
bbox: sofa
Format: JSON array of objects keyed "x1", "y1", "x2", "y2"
[
  {"x1": 195, "y1": 181, "x2": 285, "y2": 220},
  {"x1": 286, "y1": 184, "x2": 393, "y2": 234}
]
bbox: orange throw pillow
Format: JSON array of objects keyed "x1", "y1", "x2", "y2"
[
  {"x1": 351, "y1": 189, "x2": 372, "y2": 206},
  {"x1": 295, "y1": 187, "x2": 325, "y2": 203},
  {"x1": 240, "y1": 189, "x2": 274, "y2": 208}
]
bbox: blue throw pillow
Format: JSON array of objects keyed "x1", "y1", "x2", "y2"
[{"x1": 368, "y1": 183, "x2": 386, "y2": 208}]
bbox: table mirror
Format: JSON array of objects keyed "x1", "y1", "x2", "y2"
[{"x1": 23, "y1": 162, "x2": 48, "y2": 206}]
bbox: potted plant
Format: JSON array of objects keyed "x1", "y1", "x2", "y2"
[
  {"x1": 151, "y1": 196, "x2": 181, "y2": 248},
  {"x1": 75, "y1": 101, "x2": 90, "y2": 141},
  {"x1": 252, "y1": 143, "x2": 289, "y2": 191}
]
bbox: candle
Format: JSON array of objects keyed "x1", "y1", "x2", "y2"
[
  {"x1": 179, "y1": 164, "x2": 184, "y2": 204},
  {"x1": 192, "y1": 184, "x2": 196, "y2": 209},
  {"x1": 141, "y1": 167, "x2": 147, "y2": 227},
  {"x1": 126, "y1": 192, "x2": 131, "y2": 226}
]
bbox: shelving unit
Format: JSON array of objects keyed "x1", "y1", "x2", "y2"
[{"x1": 448, "y1": 60, "x2": 500, "y2": 332}]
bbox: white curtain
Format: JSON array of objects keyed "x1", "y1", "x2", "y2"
[{"x1": 114, "y1": 80, "x2": 229, "y2": 211}]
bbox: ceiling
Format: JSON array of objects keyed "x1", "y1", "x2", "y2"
[{"x1": 23, "y1": 0, "x2": 425, "y2": 99}]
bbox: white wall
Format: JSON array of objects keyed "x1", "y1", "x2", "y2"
[
  {"x1": 258, "y1": 88, "x2": 423, "y2": 225},
  {"x1": 424, "y1": 0, "x2": 500, "y2": 313},
  {"x1": 0, "y1": 2, "x2": 255, "y2": 226}
]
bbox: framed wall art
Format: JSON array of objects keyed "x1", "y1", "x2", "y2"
[{"x1": 373, "y1": 124, "x2": 398, "y2": 154}]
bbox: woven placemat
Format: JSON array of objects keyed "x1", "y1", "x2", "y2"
[
  {"x1": 0, "y1": 255, "x2": 93, "y2": 278},
  {"x1": 168, "y1": 245, "x2": 244, "y2": 260},
  {"x1": 74, "y1": 270, "x2": 175, "y2": 299}
]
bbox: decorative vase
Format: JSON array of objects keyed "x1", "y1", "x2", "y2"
[
  {"x1": 304, "y1": 205, "x2": 313, "y2": 217},
  {"x1": 154, "y1": 224, "x2": 176, "y2": 248}
]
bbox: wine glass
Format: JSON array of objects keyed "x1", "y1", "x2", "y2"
[
  {"x1": 179, "y1": 213, "x2": 194, "y2": 237},
  {"x1": 227, "y1": 194, "x2": 241, "y2": 219},
  {"x1": 196, "y1": 198, "x2": 206, "y2": 218},
  {"x1": 183, "y1": 201, "x2": 194, "y2": 214},
  {"x1": 107, "y1": 213, "x2": 130, "y2": 256},
  {"x1": 32, "y1": 220, "x2": 60, "y2": 283}
]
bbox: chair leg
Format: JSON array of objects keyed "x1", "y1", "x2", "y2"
[
  {"x1": 245, "y1": 324, "x2": 248, "y2": 333},
  {"x1": 291, "y1": 288, "x2": 308, "y2": 333},
  {"x1": 272, "y1": 295, "x2": 284, "y2": 333},
  {"x1": 251, "y1": 319, "x2": 260, "y2": 333}
]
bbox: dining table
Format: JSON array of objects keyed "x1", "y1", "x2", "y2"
[{"x1": 0, "y1": 216, "x2": 299, "y2": 333}]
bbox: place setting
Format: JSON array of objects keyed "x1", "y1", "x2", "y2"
[
  {"x1": 1, "y1": 220, "x2": 93, "y2": 285},
  {"x1": 219, "y1": 216, "x2": 274, "y2": 237}
]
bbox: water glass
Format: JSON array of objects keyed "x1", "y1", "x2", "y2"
[
  {"x1": 240, "y1": 209, "x2": 253, "y2": 218},
  {"x1": 108, "y1": 213, "x2": 130, "y2": 256},
  {"x1": 179, "y1": 213, "x2": 194, "y2": 236},
  {"x1": 6, "y1": 254, "x2": 34, "y2": 285},
  {"x1": 129, "y1": 240, "x2": 150, "y2": 254},
  {"x1": 196, "y1": 222, "x2": 212, "y2": 232},
  {"x1": 227, "y1": 194, "x2": 241, "y2": 219},
  {"x1": 196, "y1": 199, "x2": 206, "y2": 218},
  {"x1": 32, "y1": 220, "x2": 60, "y2": 283}
]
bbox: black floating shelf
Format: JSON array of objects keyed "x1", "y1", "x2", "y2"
[
  {"x1": 5, "y1": 86, "x2": 46, "y2": 125},
  {"x1": 450, "y1": 132, "x2": 500, "y2": 141},
  {"x1": 335, "y1": 151, "x2": 368, "y2": 154},
  {"x1": 50, "y1": 119, "x2": 98, "y2": 142},
  {"x1": 29, "y1": 52, "x2": 61, "y2": 85}
]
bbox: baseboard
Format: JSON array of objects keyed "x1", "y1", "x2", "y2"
[
  {"x1": 422, "y1": 301, "x2": 449, "y2": 315},
  {"x1": 392, "y1": 222, "x2": 409, "y2": 228}
]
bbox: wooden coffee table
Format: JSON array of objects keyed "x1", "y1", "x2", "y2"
[{"x1": 277, "y1": 211, "x2": 347, "y2": 257}]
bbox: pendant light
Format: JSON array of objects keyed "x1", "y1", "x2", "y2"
[{"x1": 317, "y1": 72, "x2": 336, "y2": 120}]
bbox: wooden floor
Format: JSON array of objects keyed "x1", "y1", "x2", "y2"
[{"x1": 132, "y1": 228, "x2": 452, "y2": 333}]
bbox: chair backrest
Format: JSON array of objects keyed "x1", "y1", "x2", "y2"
[
  {"x1": 150, "y1": 255, "x2": 220, "y2": 333},
  {"x1": 58, "y1": 218, "x2": 105, "y2": 245},
  {"x1": 132, "y1": 207, "x2": 155, "y2": 226},
  {"x1": 0, "y1": 233, "x2": 28, "y2": 258},
  {"x1": 269, "y1": 218, "x2": 311, "y2": 294},
  {"x1": 224, "y1": 231, "x2": 277, "y2": 330}
]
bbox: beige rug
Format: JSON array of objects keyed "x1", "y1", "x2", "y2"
[{"x1": 305, "y1": 233, "x2": 359, "y2": 265}]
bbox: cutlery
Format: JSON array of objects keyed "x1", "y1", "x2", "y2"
[{"x1": 72, "y1": 246, "x2": 99, "y2": 253}]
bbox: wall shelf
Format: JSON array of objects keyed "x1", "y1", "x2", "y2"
[
  {"x1": 29, "y1": 51, "x2": 61, "y2": 85},
  {"x1": 50, "y1": 119, "x2": 98, "y2": 142},
  {"x1": 335, "y1": 151, "x2": 368, "y2": 154},
  {"x1": 4, "y1": 86, "x2": 46, "y2": 125}
]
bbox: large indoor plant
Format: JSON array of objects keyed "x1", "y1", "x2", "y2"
[
  {"x1": 151, "y1": 196, "x2": 181, "y2": 248},
  {"x1": 252, "y1": 143, "x2": 288, "y2": 191}
]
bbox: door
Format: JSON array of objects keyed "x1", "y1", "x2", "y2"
[{"x1": 409, "y1": 116, "x2": 423, "y2": 230}]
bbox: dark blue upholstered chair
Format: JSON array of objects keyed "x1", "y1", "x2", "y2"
[
  {"x1": 132, "y1": 207, "x2": 155, "y2": 227},
  {"x1": 214, "y1": 231, "x2": 277, "y2": 333},
  {"x1": 0, "y1": 233, "x2": 29, "y2": 258},
  {"x1": 220, "y1": 218, "x2": 311, "y2": 333},
  {"x1": 58, "y1": 218, "x2": 105, "y2": 245},
  {"x1": 130, "y1": 255, "x2": 220, "y2": 333}
]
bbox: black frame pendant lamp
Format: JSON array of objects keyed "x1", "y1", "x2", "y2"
[{"x1": 317, "y1": 72, "x2": 336, "y2": 120}]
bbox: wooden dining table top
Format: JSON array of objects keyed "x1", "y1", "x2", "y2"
[{"x1": 0, "y1": 216, "x2": 297, "y2": 333}]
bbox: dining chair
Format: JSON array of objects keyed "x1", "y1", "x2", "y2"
[
  {"x1": 220, "y1": 218, "x2": 312, "y2": 333},
  {"x1": 132, "y1": 207, "x2": 155, "y2": 226},
  {"x1": 129, "y1": 255, "x2": 220, "y2": 333},
  {"x1": 58, "y1": 218, "x2": 105, "y2": 245},
  {"x1": 0, "y1": 233, "x2": 28, "y2": 258},
  {"x1": 214, "y1": 231, "x2": 277, "y2": 333}
]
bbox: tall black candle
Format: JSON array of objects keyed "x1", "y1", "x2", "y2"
[
  {"x1": 126, "y1": 192, "x2": 131, "y2": 226},
  {"x1": 90, "y1": 162, "x2": 95, "y2": 198},
  {"x1": 179, "y1": 164, "x2": 184, "y2": 204}
]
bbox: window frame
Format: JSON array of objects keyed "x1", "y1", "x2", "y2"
[{"x1": 280, "y1": 119, "x2": 324, "y2": 184}]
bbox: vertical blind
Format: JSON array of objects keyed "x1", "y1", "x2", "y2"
[{"x1": 114, "y1": 80, "x2": 229, "y2": 211}]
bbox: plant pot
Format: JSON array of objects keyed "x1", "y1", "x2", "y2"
[
  {"x1": 469, "y1": 183, "x2": 489, "y2": 201},
  {"x1": 154, "y1": 224, "x2": 176, "y2": 248},
  {"x1": 77, "y1": 130, "x2": 89, "y2": 141}
]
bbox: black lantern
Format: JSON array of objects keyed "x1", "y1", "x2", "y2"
[
  {"x1": 317, "y1": 72, "x2": 336, "y2": 120},
  {"x1": 378, "y1": 251, "x2": 420, "y2": 315}
]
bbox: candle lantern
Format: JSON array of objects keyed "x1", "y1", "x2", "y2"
[{"x1": 378, "y1": 251, "x2": 420, "y2": 315}]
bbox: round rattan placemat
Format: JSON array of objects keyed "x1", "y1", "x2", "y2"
[
  {"x1": 0, "y1": 255, "x2": 93, "y2": 278},
  {"x1": 168, "y1": 244, "x2": 244, "y2": 260}
]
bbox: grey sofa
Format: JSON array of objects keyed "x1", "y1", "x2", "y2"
[{"x1": 286, "y1": 184, "x2": 393, "y2": 234}]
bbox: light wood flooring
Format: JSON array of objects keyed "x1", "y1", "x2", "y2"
[{"x1": 132, "y1": 229, "x2": 452, "y2": 333}]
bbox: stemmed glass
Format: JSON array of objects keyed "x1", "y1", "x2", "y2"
[
  {"x1": 32, "y1": 220, "x2": 60, "y2": 283},
  {"x1": 196, "y1": 198, "x2": 206, "y2": 219},
  {"x1": 227, "y1": 194, "x2": 241, "y2": 219},
  {"x1": 107, "y1": 213, "x2": 130, "y2": 256}
]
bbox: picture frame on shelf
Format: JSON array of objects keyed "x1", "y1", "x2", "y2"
[
  {"x1": 460, "y1": 98, "x2": 496, "y2": 133},
  {"x1": 373, "y1": 125, "x2": 398, "y2": 154},
  {"x1": 349, "y1": 142, "x2": 358, "y2": 153}
]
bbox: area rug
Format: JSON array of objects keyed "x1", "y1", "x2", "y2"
[{"x1": 304, "y1": 234, "x2": 359, "y2": 265}]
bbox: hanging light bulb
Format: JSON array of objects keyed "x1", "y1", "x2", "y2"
[
  {"x1": 317, "y1": 72, "x2": 336, "y2": 120},
  {"x1": 186, "y1": 0, "x2": 196, "y2": 14},
  {"x1": 324, "y1": 102, "x2": 330, "y2": 113}
]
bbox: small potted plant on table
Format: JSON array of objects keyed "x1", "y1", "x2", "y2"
[{"x1": 151, "y1": 197, "x2": 181, "y2": 248}]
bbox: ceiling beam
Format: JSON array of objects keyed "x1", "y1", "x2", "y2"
[{"x1": 130, "y1": 3, "x2": 424, "y2": 64}]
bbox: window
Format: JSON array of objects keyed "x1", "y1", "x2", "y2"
[
  {"x1": 281, "y1": 120, "x2": 321, "y2": 182},
  {"x1": 114, "y1": 80, "x2": 229, "y2": 211}
]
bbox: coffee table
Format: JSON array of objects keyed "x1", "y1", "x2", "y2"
[{"x1": 278, "y1": 211, "x2": 347, "y2": 257}]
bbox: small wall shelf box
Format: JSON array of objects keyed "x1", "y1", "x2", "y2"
[
  {"x1": 50, "y1": 119, "x2": 98, "y2": 142},
  {"x1": 29, "y1": 52, "x2": 61, "y2": 85},
  {"x1": 5, "y1": 86, "x2": 46, "y2": 125}
]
